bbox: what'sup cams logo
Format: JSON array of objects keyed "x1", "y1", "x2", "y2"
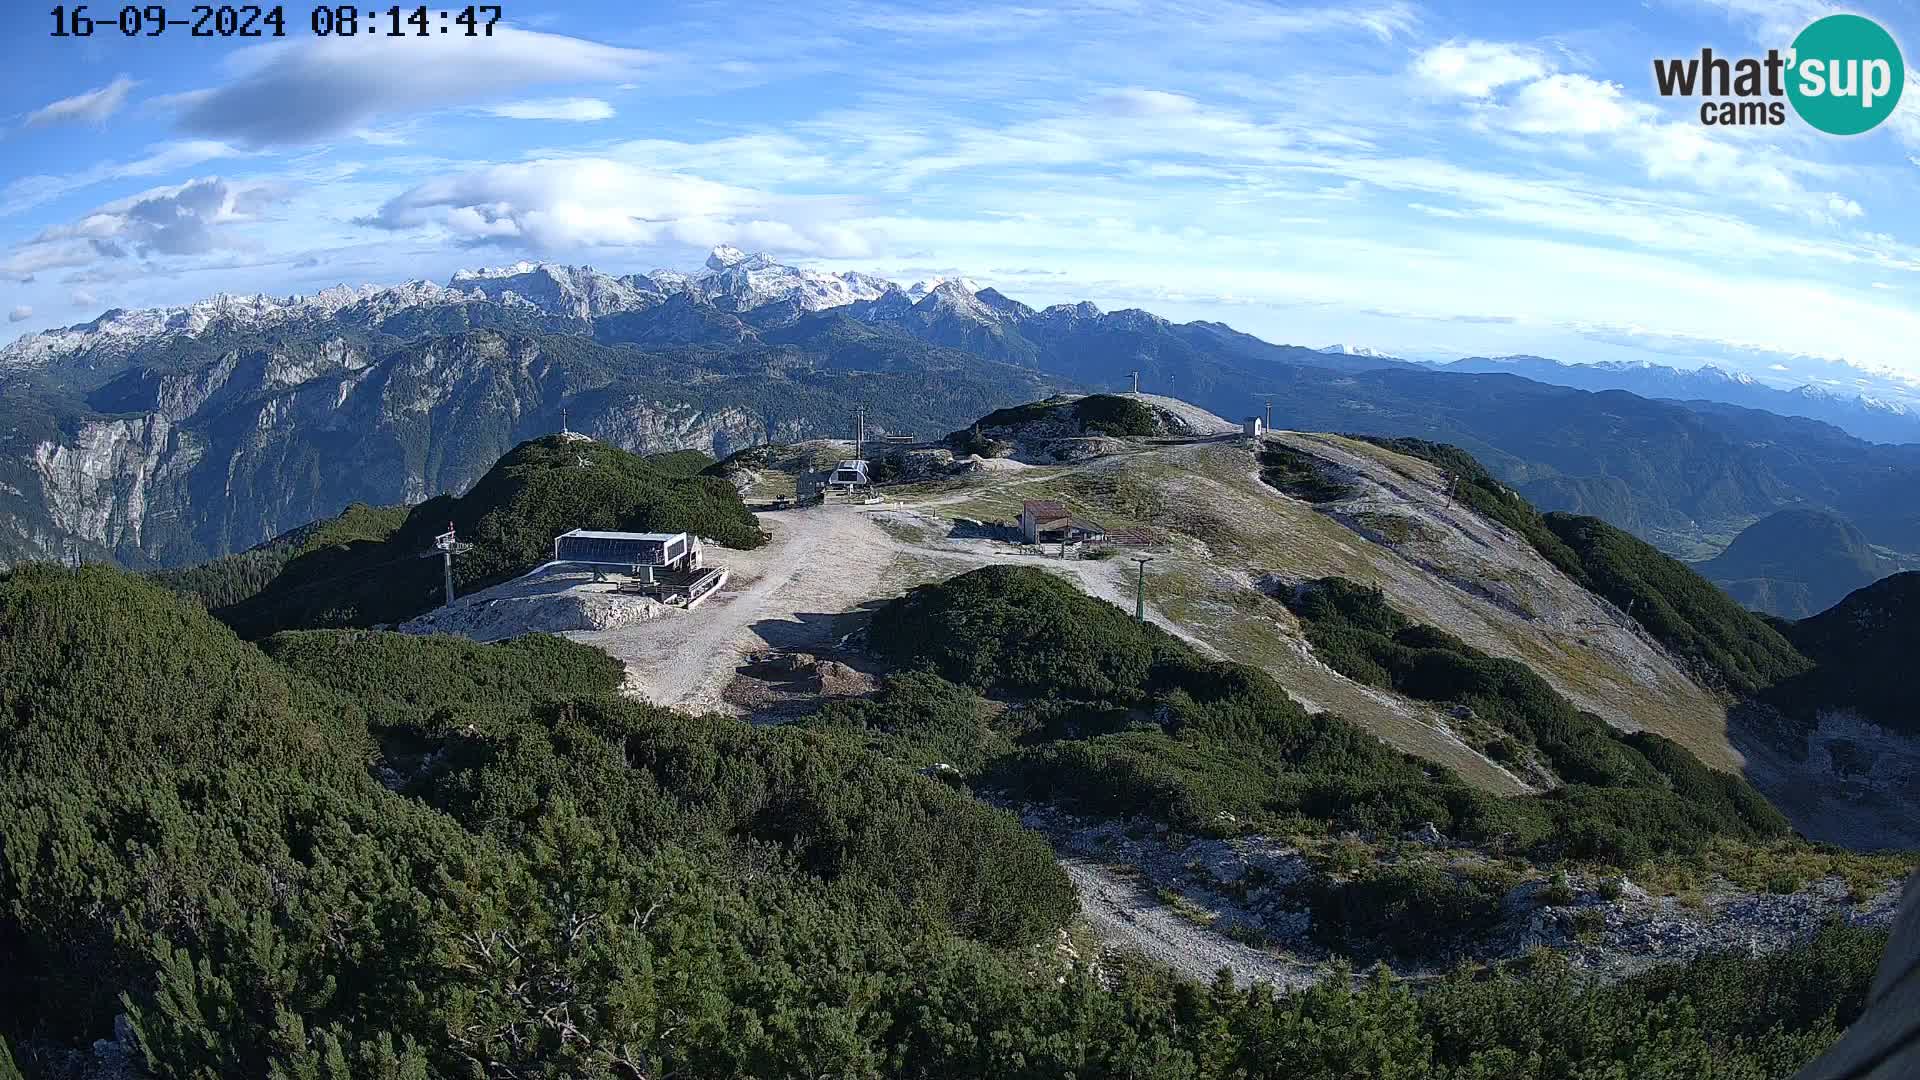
[{"x1": 1654, "y1": 13, "x2": 1904, "y2": 133}]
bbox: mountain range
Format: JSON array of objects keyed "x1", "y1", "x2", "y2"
[
  {"x1": 3, "y1": 246, "x2": 1919, "y2": 610},
  {"x1": 1443, "y1": 355, "x2": 1920, "y2": 446}
]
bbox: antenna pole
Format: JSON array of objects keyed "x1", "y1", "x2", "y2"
[
  {"x1": 857, "y1": 404, "x2": 866, "y2": 461},
  {"x1": 1265, "y1": 398, "x2": 1273, "y2": 430},
  {"x1": 1130, "y1": 370, "x2": 1140, "y2": 395}
]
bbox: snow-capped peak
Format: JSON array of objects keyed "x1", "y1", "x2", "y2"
[
  {"x1": 912, "y1": 279, "x2": 998, "y2": 321},
  {"x1": 689, "y1": 248, "x2": 891, "y2": 312},
  {"x1": 0, "y1": 284, "x2": 431, "y2": 369},
  {"x1": 1, "y1": 249, "x2": 960, "y2": 367},
  {"x1": 1695, "y1": 364, "x2": 1757, "y2": 386},
  {"x1": 449, "y1": 261, "x2": 546, "y2": 282},
  {"x1": 1790, "y1": 384, "x2": 1841, "y2": 402},
  {"x1": 1319, "y1": 344, "x2": 1394, "y2": 358},
  {"x1": 906, "y1": 276, "x2": 982, "y2": 301}
]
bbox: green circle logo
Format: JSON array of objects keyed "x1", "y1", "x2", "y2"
[{"x1": 1787, "y1": 14, "x2": 1905, "y2": 135}]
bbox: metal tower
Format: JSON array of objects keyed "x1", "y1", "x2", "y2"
[
  {"x1": 426, "y1": 522, "x2": 474, "y2": 608},
  {"x1": 1133, "y1": 555, "x2": 1154, "y2": 622}
]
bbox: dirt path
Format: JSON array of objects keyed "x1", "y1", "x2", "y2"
[{"x1": 1060, "y1": 859, "x2": 1322, "y2": 990}]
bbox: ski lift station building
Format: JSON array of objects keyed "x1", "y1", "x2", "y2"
[
  {"x1": 550, "y1": 529, "x2": 727, "y2": 607},
  {"x1": 552, "y1": 530, "x2": 703, "y2": 573},
  {"x1": 828, "y1": 459, "x2": 870, "y2": 489}
]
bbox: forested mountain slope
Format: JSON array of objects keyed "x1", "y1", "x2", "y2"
[{"x1": 1, "y1": 552, "x2": 1906, "y2": 1078}]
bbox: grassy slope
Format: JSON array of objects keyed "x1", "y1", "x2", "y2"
[
  {"x1": 898, "y1": 434, "x2": 1737, "y2": 786},
  {"x1": 842, "y1": 563, "x2": 1789, "y2": 867}
]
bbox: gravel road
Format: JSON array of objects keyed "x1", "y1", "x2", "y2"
[{"x1": 1061, "y1": 858, "x2": 1324, "y2": 990}]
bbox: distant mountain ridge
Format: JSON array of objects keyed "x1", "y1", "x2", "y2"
[
  {"x1": 1443, "y1": 355, "x2": 1920, "y2": 446},
  {"x1": 0, "y1": 247, "x2": 901, "y2": 371}
]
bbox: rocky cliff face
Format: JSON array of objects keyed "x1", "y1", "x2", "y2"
[{"x1": 6, "y1": 332, "x2": 798, "y2": 568}]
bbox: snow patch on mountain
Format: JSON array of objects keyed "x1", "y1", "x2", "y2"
[
  {"x1": 1319, "y1": 344, "x2": 1397, "y2": 358},
  {"x1": 0, "y1": 247, "x2": 916, "y2": 369},
  {"x1": 0, "y1": 284, "x2": 454, "y2": 369}
]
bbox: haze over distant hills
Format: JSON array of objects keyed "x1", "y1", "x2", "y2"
[
  {"x1": 1444, "y1": 355, "x2": 1920, "y2": 446},
  {"x1": 6, "y1": 246, "x2": 1920, "y2": 602}
]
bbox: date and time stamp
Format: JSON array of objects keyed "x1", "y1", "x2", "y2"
[{"x1": 49, "y1": 4, "x2": 504, "y2": 37}]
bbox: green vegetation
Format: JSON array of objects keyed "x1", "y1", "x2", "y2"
[
  {"x1": 1286, "y1": 577, "x2": 1788, "y2": 863},
  {"x1": 1768, "y1": 571, "x2": 1920, "y2": 736},
  {"x1": 0, "y1": 562, "x2": 1897, "y2": 1078},
  {"x1": 971, "y1": 396, "x2": 1071, "y2": 429},
  {"x1": 804, "y1": 671, "x2": 1015, "y2": 772},
  {"x1": 852, "y1": 566, "x2": 1786, "y2": 867},
  {"x1": 1352, "y1": 511, "x2": 1427, "y2": 544},
  {"x1": 147, "y1": 503, "x2": 410, "y2": 610},
  {"x1": 949, "y1": 427, "x2": 1013, "y2": 458},
  {"x1": 1356, "y1": 436, "x2": 1813, "y2": 697},
  {"x1": 1072, "y1": 393, "x2": 1158, "y2": 436},
  {"x1": 952, "y1": 394, "x2": 1157, "y2": 441},
  {"x1": 1258, "y1": 445, "x2": 1355, "y2": 503},
  {"x1": 1309, "y1": 865, "x2": 1513, "y2": 961},
  {"x1": 640, "y1": 447, "x2": 718, "y2": 476},
  {"x1": 212, "y1": 435, "x2": 766, "y2": 637},
  {"x1": 262, "y1": 628, "x2": 626, "y2": 733},
  {"x1": 0, "y1": 565, "x2": 1066, "y2": 1077},
  {"x1": 1541, "y1": 513, "x2": 1813, "y2": 696}
]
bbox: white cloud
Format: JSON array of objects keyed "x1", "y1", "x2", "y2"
[
  {"x1": 1503, "y1": 74, "x2": 1642, "y2": 135},
  {"x1": 71, "y1": 289, "x2": 98, "y2": 307},
  {"x1": 1094, "y1": 89, "x2": 1202, "y2": 118},
  {"x1": 1687, "y1": 0, "x2": 1835, "y2": 43},
  {"x1": 1414, "y1": 38, "x2": 1825, "y2": 209},
  {"x1": 25, "y1": 76, "x2": 137, "y2": 127},
  {"x1": 0, "y1": 177, "x2": 278, "y2": 281},
  {"x1": 481, "y1": 97, "x2": 616, "y2": 122},
  {"x1": 1, "y1": 140, "x2": 243, "y2": 216},
  {"x1": 366, "y1": 158, "x2": 873, "y2": 256},
  {"x1": 167, "y1": 29, "x2": 660, "y2": 145},
  {"x1": 6, "y1": 306, "x2": 30, "y2": 323},
  {"x1": 1413, "y1": 41, "x2": 1548, "y2": 98}
]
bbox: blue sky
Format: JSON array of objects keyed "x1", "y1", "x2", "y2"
[{"x1": 2, "y1": 0, "x2": 1918, "y2": 391}]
